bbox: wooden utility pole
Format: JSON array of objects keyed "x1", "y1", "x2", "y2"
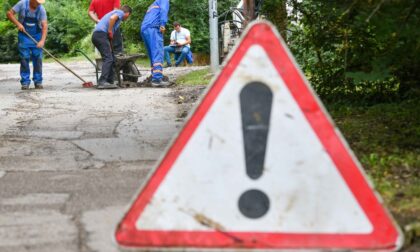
[{"x1": 242, "y1": 0, "x2": 255, "y2": 25}]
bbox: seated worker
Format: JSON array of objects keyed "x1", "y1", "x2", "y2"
[
  {"x1": 164, "y1": 22, "x2": 192, "y2": 67},
  {"x1": 91, "y1": 5, "x2": 132, "y2": 89}
]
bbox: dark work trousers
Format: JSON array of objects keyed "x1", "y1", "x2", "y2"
[
  {"x1": 113, "y1": 27, "x2": 123, "y2": 54},
  {"x1": 92, "y1": 31, "x2": 115, "y2": 84}
]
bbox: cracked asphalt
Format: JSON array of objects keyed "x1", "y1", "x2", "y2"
[{"x1": 0, "y1": 61, "x2": 205, "y2": 252}]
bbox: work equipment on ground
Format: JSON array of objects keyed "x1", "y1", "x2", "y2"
[
  {"x1": 77, "y1": 50, "x2": 143, "y2": 88},
  {"x1": 22, "y1": 30, "x2": 93, "y2": 88}
]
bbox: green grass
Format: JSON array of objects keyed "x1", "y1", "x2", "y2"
[
  {"x1": 134, "y1": 57, "x2": 150, "y2": 68},
  {"x1": 176, "y1": 68, "x2": 213, "y2": 86}
]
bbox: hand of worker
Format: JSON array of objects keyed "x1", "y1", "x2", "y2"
[
  {"x1": 36, "y1": 40, "x2": 45, "y2": 48},
  {"x1": 159, "y1": 26, "x2": 166, "y2": 33},
  {"x1": 17, "y1": 23, "x2": 25, "y2": 32},
  {"x1": 108, "y1": 31, "x2": 113, "y2": 40}
]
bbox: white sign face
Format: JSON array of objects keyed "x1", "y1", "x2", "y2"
[{"x1": 116, "y1": 21, "x2": 402, "y2": 251}]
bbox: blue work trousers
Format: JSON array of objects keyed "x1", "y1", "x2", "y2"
[
  {"x1": 164, "y1": 46, "x2": 193, "y2": 66},
  {"x1": 18, "y1": 42, "x2": 43, "y2": 85},
  {"x1": 141, "y1": 27, "x2": 163, "y2": 81}
]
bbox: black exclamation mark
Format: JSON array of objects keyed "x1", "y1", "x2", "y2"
[{"x1": 238, "y1": 81, "x2": 273, "y2": 219}]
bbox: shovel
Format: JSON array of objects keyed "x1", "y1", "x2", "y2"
[{"x1": 22, "y1": 30, "x2": 93, "y2": 88}]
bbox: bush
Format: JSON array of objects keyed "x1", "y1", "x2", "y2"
[
  {"x1": 45, "y1": 0, "x2": 92, "y2": 56},
  {"x1": 287, "y1": 0, "x2": 420, "y2": 101},
  {"x1": 1, "y1": 0, "x2": 20, "y2": 62},
  {"x1": 0, "y1": 20, "x2": 19, "y2": 62}
]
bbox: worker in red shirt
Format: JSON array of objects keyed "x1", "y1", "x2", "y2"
[{"x1": 88, "y1": 0, "x2": 123, "y2": 54}]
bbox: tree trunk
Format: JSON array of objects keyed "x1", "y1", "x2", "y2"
[
  {"x1": 262, "y1": 0, "x2": 288, "y2": 41},
  {"x1": 243, "y1": 0, "x2": 256, "y2": 26}
]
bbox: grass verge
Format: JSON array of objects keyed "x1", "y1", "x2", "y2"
[{"x1": 176, "y1": 68, "x2": 213, "y2": 86}]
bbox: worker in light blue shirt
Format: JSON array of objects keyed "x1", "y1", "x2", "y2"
[
  {"x1": 92, "y1": 6, "x2": 132, "y2": 89},
  {"x1": 6, "y1": 0, "x2": 48, "y2": 90},
  {"x1": 140, "y1": 0, "x2": 170, "y2": 87},
  {"x1": 94, "y1": 10, "x2": 124, "y2": 35}
]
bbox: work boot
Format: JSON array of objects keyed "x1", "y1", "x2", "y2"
[
  {"x1": 164, "y1": 63, "x2": 172, "y2": 68},
  {"x1": 34, "y1": 84, "x2": 43, "y2": 89},
  {"x1": 21, "y1": 85, "x2": 29, "y2": 90},
  {"x1": 97, "y1": 82, "x2": 118, "y2": 89},
  {"x1": 151, "y1": 79, "x2": 170, "y2": 88},
  {"x1": 107, "y1": 82, "x2": 118, "y2": 89}
]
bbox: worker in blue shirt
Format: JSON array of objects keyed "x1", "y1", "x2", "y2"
[
  {"x1": 140, "y1": 0, "x2": 170, "y2": 87},
  {"x1": 6, "y1": 0, "x2": 48, "y2": 90},
  {"x1": 91, "y1": 5, "x2": 132, "y2": 89}
]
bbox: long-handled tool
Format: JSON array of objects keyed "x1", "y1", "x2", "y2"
[{"x1": 22, "y1": 30, "x2": 93, "y2": 88}]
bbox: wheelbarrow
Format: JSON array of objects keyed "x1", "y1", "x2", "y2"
[{"x1": 76, "y1": 50, "x2": 144, "y2": 88}]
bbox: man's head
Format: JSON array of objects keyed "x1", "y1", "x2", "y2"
[
  {"x1": 30, "y1": 0, "x2": 44, "y2": 8},
  {"x1": 121, "y1": 5, "x2": 132, "y2": 21},
  {"x1": 173, "y1": 21, "x2": 181, "y2": 32}
]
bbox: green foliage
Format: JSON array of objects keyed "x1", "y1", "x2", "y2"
[
  {"x1": 286, "y1": 0, "x2": 420, "y2": 100},
  {"x1": 45, "y1": 0, "x2": 93, "y2": 56},
  {"x1": 0, "y1": 0, "x2": 92, "y2": 61},
  {"x1": 1, "y1": 0, "x2": 419, "y2": 103},
  {"x1": 261, "y1": 0, "x2": 287, "y2": 39},
  {"x1": 0, "y1": 20, "x2": 19, "y2": 62},
  {"x1": 1, "y1": 0, "x2": 20, "y2": 62},
  {"x1": 2, "y1": 0, "x2": 19, "y2": 12}
]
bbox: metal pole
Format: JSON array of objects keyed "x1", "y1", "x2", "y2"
[{"x1": 209, "y1": 0, "x2": 219, "y2": 72}]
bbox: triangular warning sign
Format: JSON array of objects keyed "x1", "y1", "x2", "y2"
[{"x1": 115, "y1": 21, "x2": 402, "y2": 251}]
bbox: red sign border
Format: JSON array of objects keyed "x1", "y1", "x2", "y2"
[{"x1": 115, "y1": 21, "x2": 401, "y2": 250}]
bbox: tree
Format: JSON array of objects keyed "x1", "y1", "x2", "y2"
[
  {"x1": 286, "y1": 0, "x2": 420, "y2": 100},
  {"x1": 261, "y1": 0, "x2": 287, "y2": 40}
]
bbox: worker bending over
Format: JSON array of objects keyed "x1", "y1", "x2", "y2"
[
  {"x1": 88, "y1": 0, "x2": 124, "y2": 54},
  {"x1": 91, "y1": 5, "x2": 132, "y2": 89}
]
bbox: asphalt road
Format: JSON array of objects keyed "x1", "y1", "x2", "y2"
[{"x1": 0, "y1": 61, "x2": 204, "y2": 252}]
